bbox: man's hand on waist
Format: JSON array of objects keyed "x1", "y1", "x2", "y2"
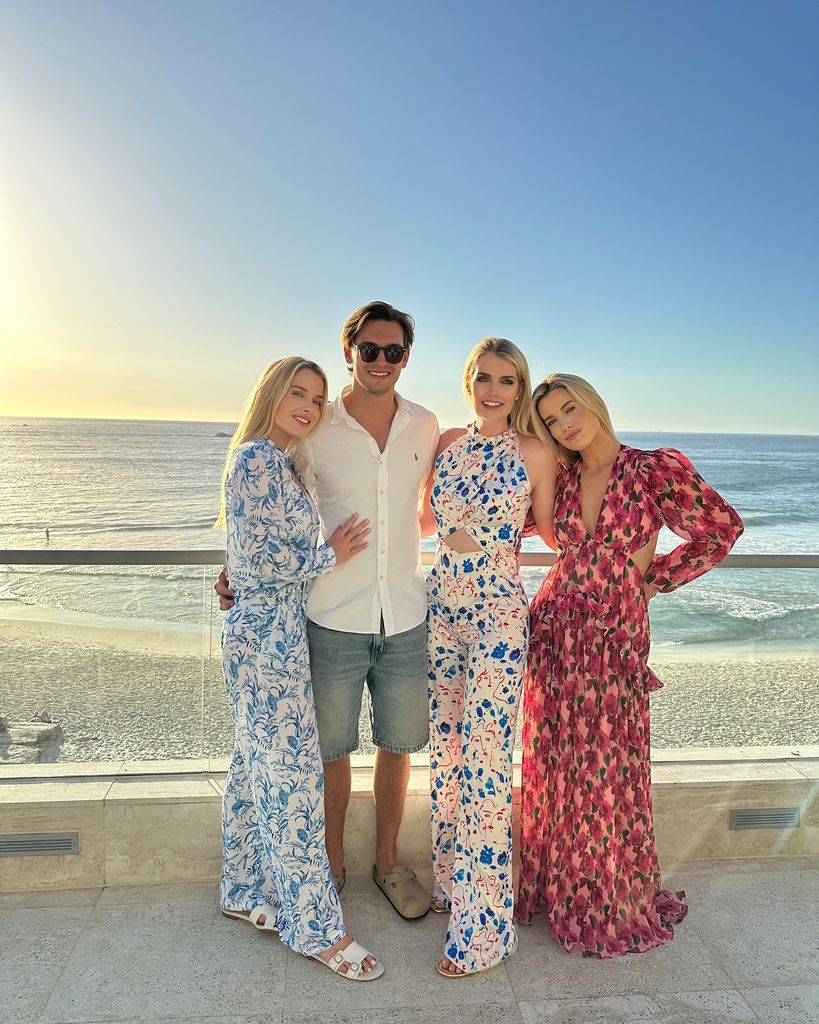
[{"x1": 215, "y1": 566, "x2": 235, "y2": 611}]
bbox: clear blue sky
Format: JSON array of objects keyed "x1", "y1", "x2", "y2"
[{"x1": 2, "y1": 0, "x2": 817, "y2": 432}]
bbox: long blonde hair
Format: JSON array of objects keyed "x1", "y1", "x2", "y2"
[
  {"x1": 532, "y1": 372, "x2": 618, "y2": 467},
  {"x1": 215, "y1": 356, "x2": 328, "y2": 529},
  {"x1": 462, "y1": 337, "x2": 535, "y2": 436}
]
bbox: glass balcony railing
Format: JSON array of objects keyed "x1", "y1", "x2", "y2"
[{"x1": 1, "y1": 549, "x2": 817, "y2": 774}]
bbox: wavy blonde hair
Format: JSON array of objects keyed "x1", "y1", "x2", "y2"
[
  {"x1": 532, "y1": 372, "x2": 618, "y2": 467},
  {"x1": 215, "y1": 356, "x2": 327, "y2": 529},
  {"x1": 462, "y1": 337, "x2": 535, "y2": 436}
]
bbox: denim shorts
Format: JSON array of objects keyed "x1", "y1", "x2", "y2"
[{"x1": 307, "y1": 618, "x2": 429, "y2": 762}]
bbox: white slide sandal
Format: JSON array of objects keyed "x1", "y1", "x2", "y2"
[
  {"x1": 221, "y1": 904, "x2": 278, "y2": 932},
  {"x1": 314, "y1": 938, "x2": 385, "y2": 982}
]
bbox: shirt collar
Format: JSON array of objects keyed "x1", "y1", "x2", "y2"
[
  {"x1": 263, "y1": 436, "x2": 293, "y2": 464},
  {"x1": 328, "y1": 387, "x2": 412, "y2": 428}
]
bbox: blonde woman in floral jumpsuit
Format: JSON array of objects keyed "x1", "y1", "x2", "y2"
[{"x1": 421, "y1": 338, "x2": 556, "y2": 976}]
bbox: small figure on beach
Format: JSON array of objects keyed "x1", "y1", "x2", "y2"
[
  {"x1": 516, "y1": 373, "x2": 744, "y2": 957},
  {"x1": 422, "y1": 338, "x2": 556, "y2": 977},
  {"x1": 216, "y1": 356, "x2": 383, "y2": 981},
  {"x1": 45, "y1": 528, "x2": 50, "y2": 543}
]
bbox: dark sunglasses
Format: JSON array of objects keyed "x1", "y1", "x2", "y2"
[{"x1": 352, "y1": 341, "x2": 407, "y2": 364}]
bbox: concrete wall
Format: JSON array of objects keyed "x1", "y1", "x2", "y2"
[{"x1": 1, "y1": 757, "x2": 817, "y2": 892}]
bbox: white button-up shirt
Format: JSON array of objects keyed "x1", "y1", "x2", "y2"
[{"x1": 303, "y1": 389, "x2": 439, "y2": 636}]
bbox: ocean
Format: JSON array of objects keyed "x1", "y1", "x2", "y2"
[
  {"x1": 1, "y1": 418, "x2": 817, "y2": 651},
  {"x1": 1, "y1": 418, "x2": 817, "y2": 760}
]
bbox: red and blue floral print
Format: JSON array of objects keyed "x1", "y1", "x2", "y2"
[{"x1": 428, "y1": 425, "x2": 531, "y2": 973}]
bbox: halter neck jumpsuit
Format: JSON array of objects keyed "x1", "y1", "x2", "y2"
[{"x1": 427, "y1": 425, "x2": 530, "y2": 974}]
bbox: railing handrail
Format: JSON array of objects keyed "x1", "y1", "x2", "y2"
[{"x1": 2, "y1": 549, "x2": 819, "y2": 568}]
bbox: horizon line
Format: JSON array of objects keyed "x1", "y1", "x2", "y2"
[{"x1": 0, "y1": 414, "x2": 817, "y2": 438}]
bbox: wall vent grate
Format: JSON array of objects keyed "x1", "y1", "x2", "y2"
[
  {"x1": 0, "y1": 832, "x2": 80, "y2": 856},
  {"x1": 730, "y1": 808, "x2": 801, "y2": 830}
]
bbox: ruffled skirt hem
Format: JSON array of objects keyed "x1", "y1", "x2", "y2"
[{"x1": 515, "y1": 886, "x2": 688, "y2": 958}]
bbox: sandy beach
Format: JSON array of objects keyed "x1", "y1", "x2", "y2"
[
  {"x1": 1, "y1": 609, "x2": 817, "y2": 764},
  {"x1": 0, "y1": 611, "x2": 224, "y2": 763}
]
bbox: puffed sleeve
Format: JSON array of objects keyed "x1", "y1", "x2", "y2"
[
  {"x1": 643, "y1": 448, "x2": 743, "y2": 594},
  {"x1": 226, "y1": 443, "x2": 336, "y2": 583}
]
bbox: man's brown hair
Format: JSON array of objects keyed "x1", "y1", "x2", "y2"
[{"x1": 340, "y1": 300, "x2": 415, "y2": 357}]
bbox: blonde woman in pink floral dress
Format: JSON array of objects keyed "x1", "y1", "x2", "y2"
[{"x1": 516, "y1": 373, "x2": 743, "y2": 957}]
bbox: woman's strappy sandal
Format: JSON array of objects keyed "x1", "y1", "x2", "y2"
[
  {"x1": 430, "y1": 882, "x2": 451, "y2": 914},
  {"x1": 436, "y1": 956, "x2": 469, "y2": 978}
]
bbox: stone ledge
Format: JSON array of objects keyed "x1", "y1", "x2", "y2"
[
  {"x1": 2, "y1": 744, "x2": 818, "y2": 780},
  {"x1": 105, "y1": 777, "x2": 219, "y2": 804},
  {"x1": 1, "y1": 760, "x2": 816, "y2": 892}
]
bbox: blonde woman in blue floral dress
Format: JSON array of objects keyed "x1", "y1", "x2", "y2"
[{"x1": 216, "y1": 356, "x2": 383, "y2": 981}]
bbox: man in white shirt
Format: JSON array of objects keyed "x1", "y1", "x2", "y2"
[{"x1": 304, "y1": 301, "x2": 439, "y2": 919}]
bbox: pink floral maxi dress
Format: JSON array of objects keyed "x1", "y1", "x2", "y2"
[{"x1": 515, "y1": 446, "x2": 743, "y2": 956}]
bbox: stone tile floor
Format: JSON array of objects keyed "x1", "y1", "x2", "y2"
[{"x1": 1, "y1": 858, "x2": 817, "y2": 1024}]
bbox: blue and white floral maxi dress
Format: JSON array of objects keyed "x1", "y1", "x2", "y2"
[{"x1": 220, "y1": 438, "x2": 345, "y2": 955}]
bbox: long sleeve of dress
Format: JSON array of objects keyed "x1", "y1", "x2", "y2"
[
  {"x1": 227, "y1": 444, "x2": 336, "y2": 584},
  {"x1": 643, "y1": 448, "x2": 743, "y2": 594}
]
